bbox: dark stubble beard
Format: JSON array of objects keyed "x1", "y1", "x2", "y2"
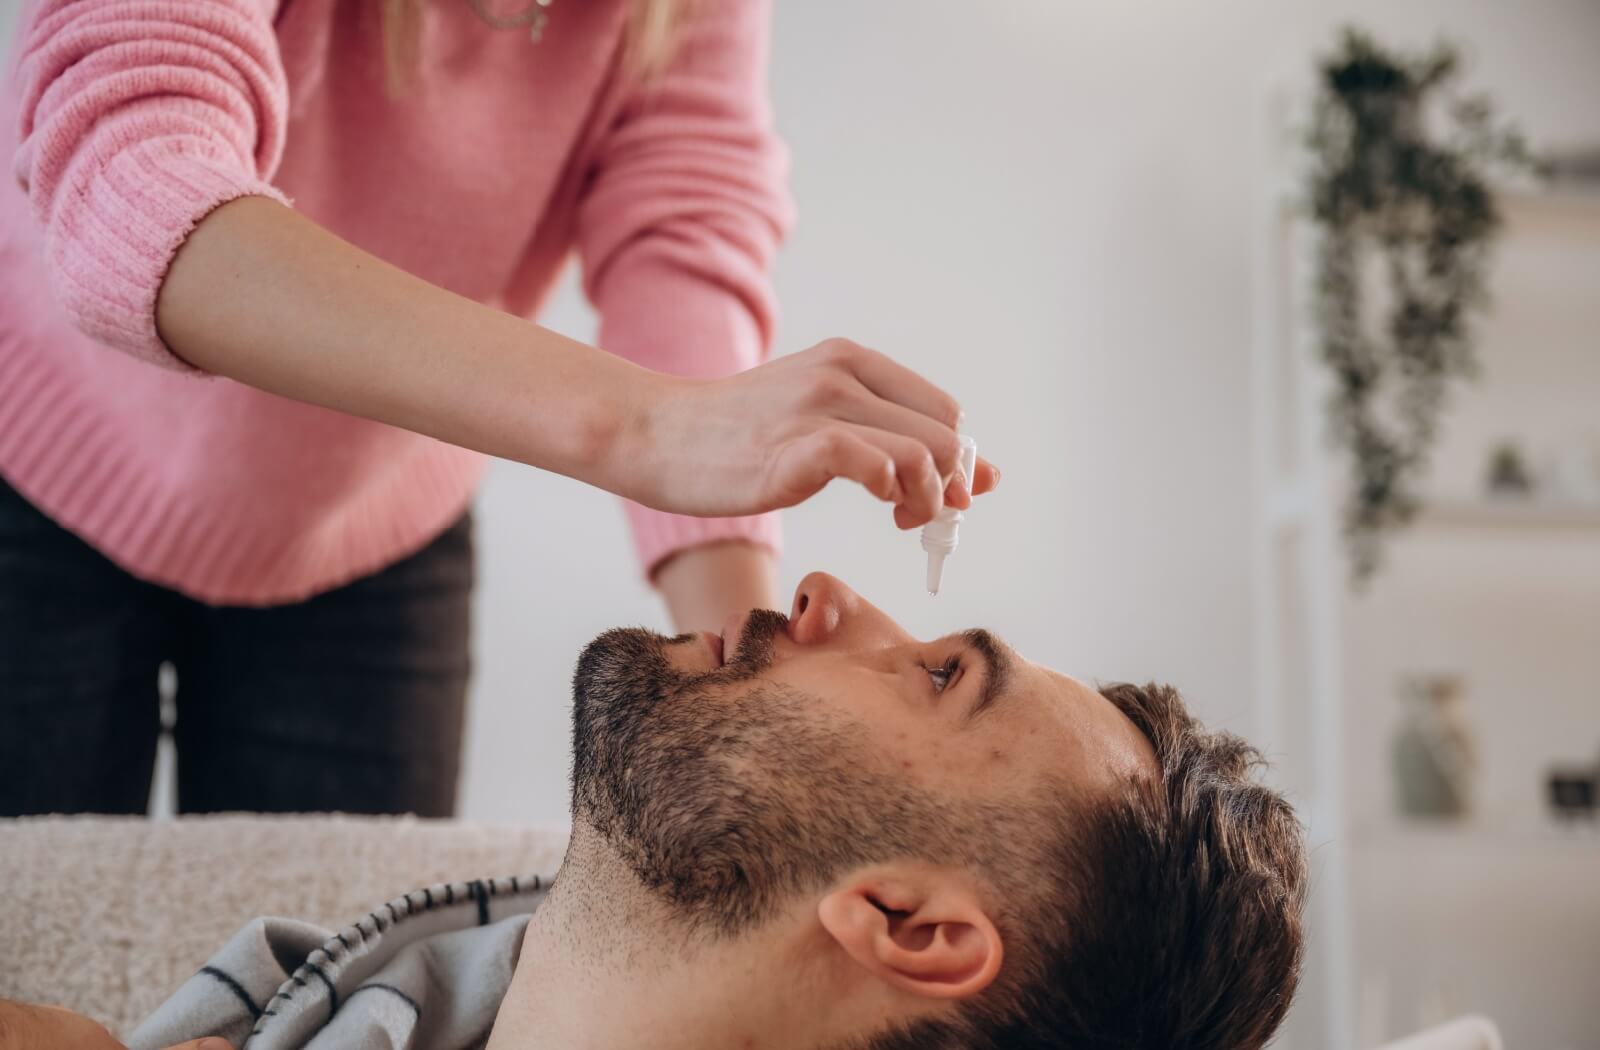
[
  {"x1": 568, "y1": 609, "x2": 977, "y2": 938},
  {"x1": 566, "y1": 611, "x2": 1052, "y2": 1050}
]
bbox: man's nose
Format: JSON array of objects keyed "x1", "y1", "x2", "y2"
[{"x1": 788, "y1": 571, "x2": 858, "y2": 645}]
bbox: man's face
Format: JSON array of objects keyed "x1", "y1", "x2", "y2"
[{"x1": 568, "y1": 571, "x2": 1156, "y2": 934}]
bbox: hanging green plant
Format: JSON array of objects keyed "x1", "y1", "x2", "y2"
[{"x1": 1306, "y1": 28, "x2": 1540, "y2": 582}]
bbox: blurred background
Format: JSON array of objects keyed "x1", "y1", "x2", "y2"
[
  {"x1": 486, "y1": 5, "x2": 1600, "y2": 1047},
  {"x1": 4, "y1": 1, "x2": 1596, "y2": 1047}
]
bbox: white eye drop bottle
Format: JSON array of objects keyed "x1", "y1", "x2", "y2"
[{"x1": 921, "y1": 435, "x2": 978, "y2": 596}]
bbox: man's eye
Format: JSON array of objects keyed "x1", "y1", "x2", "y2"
[{"x1": 926, "y1": 658, "x2": 961, "y2": 693}]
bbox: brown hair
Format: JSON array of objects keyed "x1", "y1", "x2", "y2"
[
  {"x1": 871, "y1": 682, "x2": 1308, "y2": 1050},
  {"x1": 380, "y1": 0, "x2": 693, "y2": 95}
]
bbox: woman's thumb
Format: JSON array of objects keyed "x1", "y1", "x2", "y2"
[{"x1": 162, "y1": 1039, "x2": 232, "y2": 1050}]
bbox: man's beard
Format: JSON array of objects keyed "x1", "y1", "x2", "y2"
[{"x1": 568, "y1": 610, "x2": 970, "y2": 937}]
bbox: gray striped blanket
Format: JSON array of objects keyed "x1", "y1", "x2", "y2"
[{"x1": 128, "y1": 875, "x2": 550, "y2": 1050}]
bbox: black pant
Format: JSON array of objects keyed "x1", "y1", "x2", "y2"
[{"x1": 0, "y1": 478, "x2": 472, "y2": 817}]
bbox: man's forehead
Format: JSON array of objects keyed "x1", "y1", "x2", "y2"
[{"x1": 1014, "y1": 663, "x2": 1160, "y2": 783}]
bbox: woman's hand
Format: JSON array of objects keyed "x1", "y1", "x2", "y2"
[
  {"x1": 616, "y1": 339, "x2": 1000, "y2": 528},
  {"x1": 158, "y1": 201, "x2": 997, "y2": 529}
]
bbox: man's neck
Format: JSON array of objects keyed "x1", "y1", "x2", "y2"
[{"x1": 485, "y1": 837, "x2": 860, "y2": 1050}]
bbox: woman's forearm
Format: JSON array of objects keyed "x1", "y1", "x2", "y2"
[
  {"x1": 653, "y1": 541, "x2": 780, "y2": 633},
  {"x1": 156, "y1": 196, "x2": 655, "y2": 490},
  {"x1": 157, "y1": 197, "x2": 997, "y2": 529}
]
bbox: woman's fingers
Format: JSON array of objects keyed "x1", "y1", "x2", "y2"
[
  {"x1": 795, "y1": 341, "x2": 995, "y2": 515},
  {"x1": 697, "y1": 340, "x2": 998, "y2": 523},
  {"x1": 827, "y1": 340, "x2": 962, "y2": 430},
  {"x1": 971, "y1": 457, "x2": 1000, "y2": 495},
  {"x1": 850, "y1": 425, "x2": 945, "y2": 527},
  {"x1": 936, "y1": 452, "x2": 1003, "y2": 515},
  {"x1": 831, "y1": 382, "x2": 965, "y2": 483},
  {"x1": 769, "y1": 423, "x2": 946, "y2": 527},
  {"x1": 943, "y1": 472, "x2": 972, "y2": 511},
  {"x1": 939, "y1": 454, "x2": 1001, "y2": 510},
  {"x1": 768, "y1": 426, "x2": 898, "y2": 509}
]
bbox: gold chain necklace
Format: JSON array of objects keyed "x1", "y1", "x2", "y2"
[{"x1": 467, "y1": 0, "x2": 553, "y2": 42}]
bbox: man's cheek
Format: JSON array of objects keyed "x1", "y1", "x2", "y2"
[{"x1": 880, "y1": 725, "x2": 1017, "y2": 789}]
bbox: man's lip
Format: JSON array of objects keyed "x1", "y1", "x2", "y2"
[
  {"x1": 699, "y1": 630, "x2": 724, "y2": 666},
  {"x1": 721, "y1": 610, "x2": 752, "y2": 664}
]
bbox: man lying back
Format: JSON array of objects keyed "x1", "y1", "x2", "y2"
[{"x1": 2, "y1": 572, "x2": 1306, "y2": 1050}]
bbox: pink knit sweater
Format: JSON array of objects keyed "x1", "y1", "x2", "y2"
[{"x1": 0, "y1": 0, "x2": 790, "y2": 605}]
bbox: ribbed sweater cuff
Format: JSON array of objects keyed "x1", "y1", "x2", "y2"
[
  {"x1": 624, "y1": 502, "x2": 783, "y2": 581},
  {"x1": 596, "y1": 253, "x2": 767, "y2": 379},
  {"x1": 47, "y1": 139, "x2": 290, "y2": 372}
]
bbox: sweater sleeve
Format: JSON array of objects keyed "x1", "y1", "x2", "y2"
[
  {"x1": 11, "y1": 0, "x2": 291, "y2": 371},
  {"x1": 576, "y1": 0, "x2": 795, "y2": 579}
]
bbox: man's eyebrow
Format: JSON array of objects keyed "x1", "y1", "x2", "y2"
[{"x1": 961, "y1": 628, "x2": 1012, "y2": 720}]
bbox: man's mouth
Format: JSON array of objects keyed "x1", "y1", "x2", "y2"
[
  {"x1": 678, "y1": 609, "x2": 786, "y2": 674},
  {"x1": 699, "y1": 630, "x2": 725, "y2": 666}
]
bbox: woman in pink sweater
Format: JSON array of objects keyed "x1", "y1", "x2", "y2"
[{"x1": 0, "y1": 0, "x2": 996, "y2": 818}]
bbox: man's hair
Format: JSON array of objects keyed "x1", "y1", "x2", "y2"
[{"x1": 871, "y1": 681, "x2": 1307, "y2": 1050}]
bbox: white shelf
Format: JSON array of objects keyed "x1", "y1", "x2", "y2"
[
  {"x1": 1350, "y1": 817, "x2": 1600, "y2": 850},
  {"x1": 1252, "y1": 98, "x2": 1600, "y2": 1050},
  {"x1": 1413, "y1": 498, "x2": 1600, "y2": 532},
  {"x1": 1498, "y1": 182, "x2": 1600, "y2": 216}
]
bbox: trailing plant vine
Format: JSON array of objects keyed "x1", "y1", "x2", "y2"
[{"x1": 1306, "y1": 29, "x2": 1540, "y2": 581}]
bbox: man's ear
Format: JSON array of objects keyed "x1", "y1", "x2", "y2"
[{"x1": 816, "y1": 866, "x2": 1003, "y2": 1001}]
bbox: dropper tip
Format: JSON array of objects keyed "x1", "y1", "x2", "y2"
[{"x1": 925, "y1": 552, "x2": 946, "y2": 595}]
